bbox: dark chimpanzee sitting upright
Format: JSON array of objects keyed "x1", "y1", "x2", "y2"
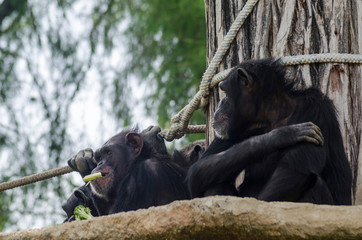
[{"x1": 187, "y1": 58, "x2": 352, "y2": 205}]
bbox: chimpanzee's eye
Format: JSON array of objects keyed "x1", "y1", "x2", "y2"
[
  {"x1": 94, "y1": 151, "x2": 101, "y2": 162},
  {"x1": 100, "y1": 147, "x2": 112, "y2": 157}
]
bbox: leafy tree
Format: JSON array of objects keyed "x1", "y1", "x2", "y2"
[
  {"x1": 0, "y1": 0, "x2": 95, "y2": 230},
  {"x1": 0, "y1": 0, "x2": 206, "y2": 231},
  {"x1": 90, "y1": 0, "x2": 207, "y2": 141}
]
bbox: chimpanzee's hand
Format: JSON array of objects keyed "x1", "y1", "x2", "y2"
[
  {"x1": 68, "y1": 148, "x2": 97, "y2": 177},
  {"x1": 62, "y1": 185, "x2": 98, "y2": 222},
  {"x1": 268, "y1": 122, "x2": 324, "y2": 149},
  {"x1": 141, "y1": 125, "x2": 162, "y2": 144},
  {"x1": 140, "y1": 125, "x2": 168, "y2": 156}
]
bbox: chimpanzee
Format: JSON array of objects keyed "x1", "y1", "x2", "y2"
[
  {"x1": 62, "y1": 126, "x2": 189, "y2": 221},
  {"x1": 172, "y1": 140, "x2": 206, "y2": 169},
  {"x1": 62, "y1": 121, "x2": 325, "y2": 221},
  {"x1": 186, "y1": 58, "x2": 352, "y2": 205}
]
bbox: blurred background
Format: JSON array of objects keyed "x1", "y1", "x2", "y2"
[{"x1": 0, "y1": 0, "x2": 206, "y2": 231}]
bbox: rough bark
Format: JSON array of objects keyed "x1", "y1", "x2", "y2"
[
  {"x1": 3, "y1": 196, "x2": 362, "y2": 240},
  {"x1": 204, "y1": 0, "x2": 362, "y2": 204}
]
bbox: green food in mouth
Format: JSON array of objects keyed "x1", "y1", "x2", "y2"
[{"x1": 83, "y1": 172, "x2": 103, "y2": 182}]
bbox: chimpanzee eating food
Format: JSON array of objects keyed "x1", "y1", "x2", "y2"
[
  {"x1": 187, "y1": 58, "x2": 352, "y2": 205},
  {"x1": 62, "y1": 126, "x2": 189, "y2": 221}
]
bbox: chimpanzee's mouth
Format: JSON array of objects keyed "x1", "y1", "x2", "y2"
[
  {"x1": 90, "y1": 171, "x2": 108, "y2": 180},
  {"x1": 90, "y1": 171, "x2": 110, "y2": 187}
]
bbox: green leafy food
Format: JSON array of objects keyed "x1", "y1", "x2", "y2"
[
  {"x1": 74, "y1": 205, "x2": 93, "y2": 220},
  {"x1": 83, "y1": 172, "x2": 102, "y2": 182}
]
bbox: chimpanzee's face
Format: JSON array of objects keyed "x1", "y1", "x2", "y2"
[
  {"x1": 213, "y1": 97, "x2": 232, "y2": 139},
  {"x1": 90, "y1": 132, "x2": 141, "y2": 200},
  {"x1": 90, "y1": 143, "x2": 126, "y2": 199},
  {"x1": 213, "y1": 67, "x2": 258, "y2": 139}
]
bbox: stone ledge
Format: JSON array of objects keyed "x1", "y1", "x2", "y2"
[{"x1": 1, "y1": 196, "x2": 362, "y2": 240}]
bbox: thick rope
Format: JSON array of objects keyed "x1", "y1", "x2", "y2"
[
  {"x1": 200, "y1": 0, "x2": 260, "y2": 98},
  {"x1": 184, "y1": 124, "x2": 206, "y2": 134},
  {"x1": 209, "y1": 53, "x2": 362, "y2": 87},
  {"x1": 282, "y1": 53, "x2": 362, "y2": 65},
  {"x1": 0, "y1": 166, "x2": 73, "y2": 192},
  {"x1": 159, "y1": 0, "x2": 260, "y2": 141},
  {"x1": 160, "y1": 53, "x2": 362, "y2": 141}
]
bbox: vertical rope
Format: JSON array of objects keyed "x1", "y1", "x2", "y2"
[
  {"x1": 160, "y1": 0, "x2": 260, "y2": 141},
  {"x1": 200, "y1": 0, "x2": 260, "y2": 97}
]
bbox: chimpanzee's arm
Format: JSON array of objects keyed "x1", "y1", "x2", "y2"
[
  {"x1": 201, "y1": 137, "x2": 234, "y2": 156},
  {"x1": 62, "y1": 184, "x2": 108, "y2": 221},
  {"x1": 187, "y1": 122, "x2": 323, "y2": 197},
  {"x1": 257, "y1": 144, "x2": 327, "y2": 202},
  {"x1": 257, "y1": 164, "x2": 317, "y2": 202}
]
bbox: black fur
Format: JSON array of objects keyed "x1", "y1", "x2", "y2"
[{"x1": 187, "y1": 58, "x2": 352, "y2": 205}]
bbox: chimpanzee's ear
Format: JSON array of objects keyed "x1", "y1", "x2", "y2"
[
  {"x1": 125, "y1": 133, "x2": 144, "y2": 157},
  {"x1": 237, "y1": 67, "x2": 253, "y2": 88}
]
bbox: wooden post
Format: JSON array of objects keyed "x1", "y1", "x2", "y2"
[{"x1": 204, "y1": 0, "x2": 362, "y2": 204}]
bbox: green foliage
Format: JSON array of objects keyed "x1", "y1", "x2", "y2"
[
  {"x1": 129, "y1": 0, "x2": 207, "y2": 134},
  {"x1": 0, "y1": 0, "x2": 207, "y2": 231},
  {"x1": 0, "y1": 192, "x2": 11, "y2": 231},
  {"x1": 90, "y1": 0, "x2": 207, "y2": 141},
  {"x1": 0, "y1": 0, "x2": 93, "y2": 230}
]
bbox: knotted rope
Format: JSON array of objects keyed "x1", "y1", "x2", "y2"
[{"x1": 159, "y1": 0, "x2": 260, "y2": 141}]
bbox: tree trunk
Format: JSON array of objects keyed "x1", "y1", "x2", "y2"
[{"x1": 204, "y1": 0, "x2": 362, "y2": 204}]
